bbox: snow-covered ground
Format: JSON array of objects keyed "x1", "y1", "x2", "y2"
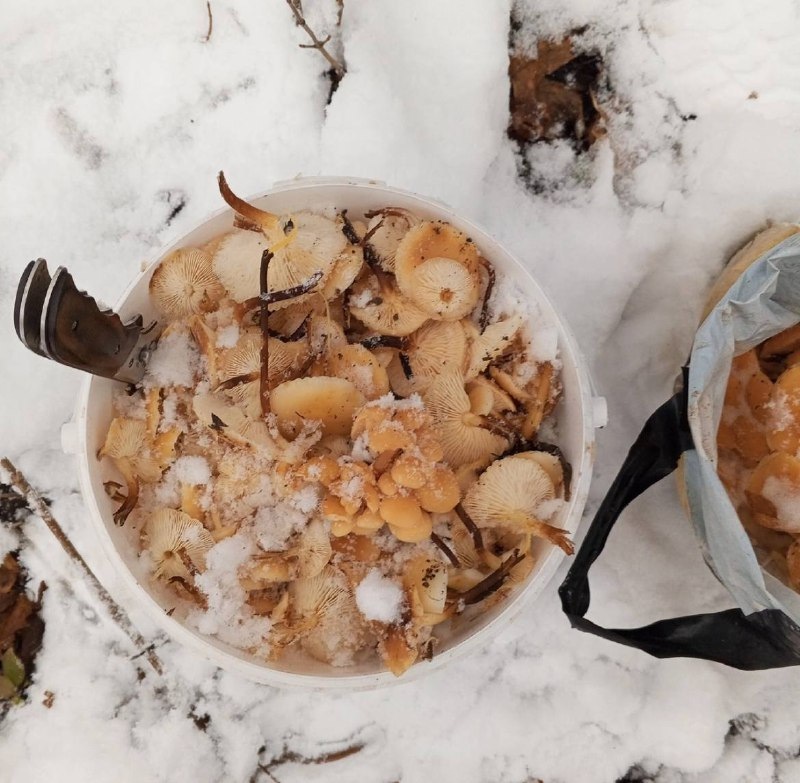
[{"x1": 3, "y1": 0, "x2": 800, "y2": 780}]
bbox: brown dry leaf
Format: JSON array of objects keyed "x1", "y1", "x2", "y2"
[{"x1": 508, "y1": 38, "x2": 606, "y2": 150}]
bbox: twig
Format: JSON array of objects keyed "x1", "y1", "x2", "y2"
[
  {"x1": 285, "y1": 0, "x2": 346, "y2": 81},
  {"x1": 430, "y1": 532, "x2": 459, "y2": 567},
  {"x1": 0, "y1": 458, "x2": 163, "y2": 675},
  {"x1": 258, "y1": 742, "x2": 365, "y2": 781},
  {"x1": 260, "y1": 250, "x2": 274, "y2": 416},
  {"x1": 203, "y1": 0, "x2": 213, "y2": 43},
  {"x1": 459, "y1": 550, "x2": 525, "y2": 605},
  {"x1": 455, "y1": 503, "x2": 485, "y2": 552}
]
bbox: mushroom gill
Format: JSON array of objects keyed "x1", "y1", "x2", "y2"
[
  {"x1": 150, "y1": 247, "x2": 224, "y2": 319},
  {"x1": 394, "y1": 221, "x2": 481, "y2": 321},
  {"x1": 423, "y1": 371, "x2": 508, "y2": 467},
  {"x1": 144, "y1": 508, "x2": 215, "y2": 581},
  {"x1": 462, "y1": 455, "x2": 573, "y2": 554}
]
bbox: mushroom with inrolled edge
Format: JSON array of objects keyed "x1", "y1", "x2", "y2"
[
  {"x1": 393, "y1": 221, "x2": 481, "y2": 321},
  {"x1": 149, "y1": 247, "x2": 225, "y2": 320},
  {"x1": 462, "y1": 455, "x2": 573, "y2": 554},
  {"x1": 144, "y1": 508, "x2": 215, "y2": 581},
  {"x1": 423, "y1": 371, "x2": 508, "y2": 467}
]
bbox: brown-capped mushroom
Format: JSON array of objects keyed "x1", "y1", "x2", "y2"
[
  {"x1": 462, "y1": 455, "x2": 573, "y2": 554},
  {"x1": 144, "y1": 508, "x2": 215, "y2": 581},
  {"x1": 423, "y1": 371, "x2": 508, "y2": 467},
  {"x1": 270, "y1": 376, "x2": 366, "y2": 438},
  {"x1": 149, "y1": 247, "x2": 224, "y2": 319},
  {"x1": 311, "y1": 343, "x2": 390, "y2": 400},
  {"x1": 394, "y1": 221, "x2": 481, "y2": 320}
]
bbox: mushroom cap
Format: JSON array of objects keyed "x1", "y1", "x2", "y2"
[
  {"x1": 189, "y1": 315, "x2": 220, "y2": 386},
  {"x1": 150, "y1": 248, "x2": 224, "y2": 319},
  {"x1": 365, "y1": 209, "x2": 420, "y2": 272},
  {"x1": 220, "y1": 333, "x2": 309, "y2": 387},
  {"x1": 211, "y1": 230, "x2": 270, "y2": 302},
  {"x1": 145, "y1": 508, "x2": 215, "y2": 581},
  {"x1": 462, "y1": 456, "x2": 555, "y2": 531},
  {"x1": 423, "y1": 372, "x2": 508, "y2": 467},
  {"x1": 511, "y1": 451, "x2": 564, "y2": 494},
  {"x1": 394, "y1": 221, "x2": 481, "y2": 321},
  {"x1": 404, "y1": 556, "x2": 448, "y2": 615},
  {"x1": 466, "y1": 377, "x2": 516, "y2": 416},
  {"x1": 348, "y1": 275, "x2": 429, "y2": 337},
  {"x1": 767, "y1": 366, "x2": 800, "y2": 453},
  {"x1": 192, "y1": 393, "x2": 276, "y2": 451},
  {"x1": 101, "y1": 417, "x2": 148, "y2": 460},
  {"x1": 294, "y1": 519, "x2": 333, "y2": 578},
  {"x1": 464, "y1": 314, "x2": 526, "y2": 380},
  {"x1": 270, "y1": 376, "x2": 366, "y2": 438},
  {"x1": 409, "y1": 257, "x2": 480, "y2": 321},
  {"x1": 321, "y1": 245, "x2": 364, "y2": 300},
  {"x1": 288, "y1": 564, "x2": 352, "y2": 621},
  {"x1": 307, "y1": 314, "x2": 348, "y2": 354},
  {"x1": 311, "y1": 343, "x2": 390, "y2": 400},
  {"x1": 746, "y1": 451, "x2": 800, "y2": 532},
  {"x1": 387, "y1": 320, "x2": 468, "y2": 397}
]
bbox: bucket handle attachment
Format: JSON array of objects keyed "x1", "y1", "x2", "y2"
[{"x1": 559, "y1": 367, "x2": 800, "y2": 670}]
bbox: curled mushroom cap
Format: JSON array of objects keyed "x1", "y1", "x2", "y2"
[
  {"x1": 270, "y1": 376, "x2": 366, "y2": 438},
  {"x1": 394, "y1": 221, "x2": 481, "y2": 321},
  {"x1": 462, "y1": 455, "x2": 573, "y2": 554},
  {"x1": 466, "y1": 376, "x2": 516, "y2": 417},
  {"x1": 348, "y1": 274, "x2": 429, "y2": 337},
  {"x1": 511, "y1": 451, "x2": 564, "y2": 496},
  {"x1": 150, "y1": 248, "x2": 224, "y2": 319},
  {"x1": 464, "y1": 314, "x2": 526, "y2": 380},
  {"x1": 365, "y1": 208, "x2": 420, "y2": 272},
  {"x1": 145, "y1": 508, "x2": 215, "y2": 581},
  {"x1": 288, "y1": 565, "x2": 353, "y2": 624},
  {"x1": 423, "y1": 372, "x2": 507, "y2": 467}
]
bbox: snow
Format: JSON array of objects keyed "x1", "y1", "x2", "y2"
[
  {"x1": 4, "y1": 0, "x2": 800, "y2": 780},
  {"x1": 173, "y1": 456, "x2": 212, "y2": 486},
  {"x1": 144, "y1": 327, "x2": 199, "y2": 388},
  {"x1": 215, "y1": 323, "x2": 240, "y2": 349},
  {"x1": 355, "y1": 569, "x2": 404, "y2": 624}
]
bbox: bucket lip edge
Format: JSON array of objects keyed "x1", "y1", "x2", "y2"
[{"x1": 71, "y1": 177, "x2": 599, "y2": 690}]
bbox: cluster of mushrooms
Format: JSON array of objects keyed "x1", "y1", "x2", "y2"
[
  {"x1": 100, "y1": 173, "x2": 572, "y2": 674},
  {"x1": 718, "y1": 325, "x2": 800, "y2": 591}
]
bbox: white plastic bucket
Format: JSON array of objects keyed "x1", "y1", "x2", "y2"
[{"x1": 61, "y1": 177, "x2": 606, "y2": 690}]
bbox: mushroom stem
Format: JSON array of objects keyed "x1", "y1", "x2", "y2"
[
  {"x1": 216, "y1": 371, "x2": 259, "y2": 391},
  {"x1": 521, "y1": 363, "x2": 554, "y2": 440},
  {"x1": 340, "y1": 210, "x2": 360, "y2": 245},
  {"x1": 430, "y1": 532, "x2": 460, "y2": 567},
  {"x1": 399, "y1": 352, "x2": 413, "y2": 379},
  {"x1": 260, "y1": 249, "x2": 274, "y2": 417},
  {"x1": 218, "y1": 171, "x2": 279, "y2": 232},
  {"x1": 459, "y1": 549, "x2": 525, "y2": 606},
  {"x1": 455, "y1": 503, "x2": 485, "y2": 552},
  {"x1": 113, "y1": 459, "x2": 140, "y2": 526},
  {"x1": 510, "y1": 512, "x2": 573, "y2": 555}
]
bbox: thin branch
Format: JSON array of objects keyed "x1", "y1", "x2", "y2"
[
  {"x1": 0, "y1": 458, "x2": 163, "y2": 675},
  {"x1": 284, "y1": 0, "x2": 346, "y2": 81},
  {"x1": 203, "y1": 1, "x2": 213, "y2": 43}
]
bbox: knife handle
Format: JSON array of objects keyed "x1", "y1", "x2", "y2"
[{"x1": 42, "y1": 267, "x2": 144, "y2": 379}]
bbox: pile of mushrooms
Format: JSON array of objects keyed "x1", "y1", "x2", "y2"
[
  {"x1": 718, "y1": 328, "x2": 800, "y2": 591},
  {"x1": 99, "y1": 173, "x2": 573, "y2": 676}
]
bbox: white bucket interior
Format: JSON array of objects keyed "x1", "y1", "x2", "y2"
[{"x1": 70, "y1": 178, "x2": 599, "y2": 690}]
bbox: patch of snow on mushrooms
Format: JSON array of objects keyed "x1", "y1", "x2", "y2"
[{"x1": 355, "y1": 569, "x2": 404, "y2": 623}]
